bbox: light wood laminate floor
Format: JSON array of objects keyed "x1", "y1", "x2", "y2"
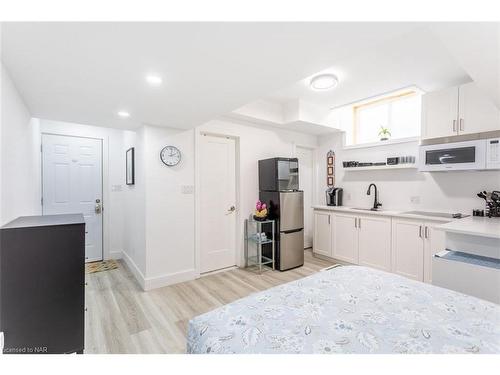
[{"x1": 84, "y1": 250, "x2": 336, "y2": 354}]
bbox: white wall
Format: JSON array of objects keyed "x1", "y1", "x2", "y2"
[
  {"x1": 0, "y1": 63, "x2": 40, "y2": 225},
  {"x1": 316, "y1": 132, "x2": 500, "y2": 213}
]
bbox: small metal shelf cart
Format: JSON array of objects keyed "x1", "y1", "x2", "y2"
[{"x1": 244, "y1": 218, "x2": 275, "y2": 273}]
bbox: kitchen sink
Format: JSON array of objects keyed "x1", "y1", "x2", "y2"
[{"x1": 351, "y1": 207, "x2": 382, "y2": 212}]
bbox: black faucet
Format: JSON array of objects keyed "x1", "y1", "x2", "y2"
[{"x1": 367, "y1": 183, "x2": 382, "y2": 210}]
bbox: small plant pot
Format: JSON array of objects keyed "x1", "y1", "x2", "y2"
[{"x1": 380, "y1": 137, "x2": 389, "y2": 141}]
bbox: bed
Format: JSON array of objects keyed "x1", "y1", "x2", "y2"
[{"x1": 187, "y1": 265, "x2": 500, "y2": 354}]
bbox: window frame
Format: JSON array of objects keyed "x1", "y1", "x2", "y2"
[{"x1": 351, "y1": 89, "x2": 421, "y2": 146}]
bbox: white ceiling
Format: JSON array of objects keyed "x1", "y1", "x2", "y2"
[
  {"x1": 1, "y1": 22, "x2": 422, "y2": 130},
  {"x1": 266, "y1": 26, "x2": 471, "y2": 108},
  {"x1": 2, "y1": 23, "x2": 496, "y2": 132}
]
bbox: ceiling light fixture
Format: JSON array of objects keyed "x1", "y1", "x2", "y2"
[
  {"x1": 117, "y1": 111, "x2": 130, "y2": 118},
  {"x1": 145, "y1": 74, "x2": 163, "y2": 86},
  {"x1": 310, "y1": 74, "x2": 339, "y2": 91}
]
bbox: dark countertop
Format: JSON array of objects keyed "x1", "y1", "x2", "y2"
[{"x1": 1, "y1": 214, "x2": 85, "y2": 229}]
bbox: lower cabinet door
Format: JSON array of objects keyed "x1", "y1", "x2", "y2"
[
  {"x1": 391, "y1": 218, "x2": 424, "y2": 281},
  {"x1": 313, "y1": 211, "x2": 332, "y2": 257},
  {"x1": 423, "y1": 222, "x2": 447, "y2": 283},
  {"x1": 332, "y1": 213, "x2": 359, "y2": 264},
  {"x1": 358, "y1": 215, "x2": 392, "y2": 272}
]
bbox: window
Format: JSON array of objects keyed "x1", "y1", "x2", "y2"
[{"x1": 347, "y1": 89, "x2": 422, "y2": 146}]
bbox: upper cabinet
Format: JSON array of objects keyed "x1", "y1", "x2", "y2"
[
  {"x1": 421, "y1": 82, "x2": 500, "y2": 140},
  {"x1": 458, "y1": 82, "x2": 500, "y2": 135},
  {"x1": 421, "y1": 86, "x2": 459, "y2": 139}
]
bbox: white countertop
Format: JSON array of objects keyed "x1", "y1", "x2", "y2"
[
  {"x1": 436, "y1": 216, "x2": 500, "y2": 239},
  {"x1": 312, "y1": 205, "x2": 500, "y2": 238},
  {"x1": 312, "y1": 205, "x2": 456, "y2": 222}
]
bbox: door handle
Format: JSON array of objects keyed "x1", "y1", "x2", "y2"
[
  {"x1": 226, "y1": 205, "x2": 236, "y2": 214},
  {"x1": 95, "y1": 199, "x2": 102, "y2": 214}
]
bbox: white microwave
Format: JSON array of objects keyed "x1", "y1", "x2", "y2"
[{"x1": 419, "y1": 139, "x2": 490, "y2": 171}]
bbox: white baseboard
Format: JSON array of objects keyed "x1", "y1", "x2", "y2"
[
  {"x1": 120, "y1": 250, "x2": 146, "y2": 290},
  {"x1": 109, "y1": 250, "x2": 123, "y2": 260},
  {"x1": 144, "y1": 268, "x2": 198, "y2": 291}
]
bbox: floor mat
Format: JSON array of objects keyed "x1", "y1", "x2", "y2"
[{"x1": 86, "y1": 259, "x2": 119, "y2": 274}]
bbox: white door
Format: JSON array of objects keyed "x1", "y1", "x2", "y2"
[
  {"x1": 358, "y1": 215, "x2": 391, "y2": 272},
  {"x1": 313, "y1": 211, "x2": 332, "y2": 257},
  {"x1": 42, "y1": 134, "x2": 103, "y2": 262},
  {"x1": 391, "y1": 218, "x2": 424, "y2": 281},
  {"x1": 423, "y1": 222, "x2": 446, "y2": 284},
  {"x1": 421, "y1": 86, "x2": 459, "y2": 139},
  {"x1": 199, "y1": 134, "x2": 237, "y2": 273},
  {"x1": 297, "y1": 146, "x2": 314, "y2": 248},
  {"x1": 458, "y1": 82, "x2": 500, "y2": 135},
  {"x1": 332, "y1": 213, "x2": 359, "y2": 264}
]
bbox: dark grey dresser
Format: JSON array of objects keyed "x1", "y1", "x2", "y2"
[{"x1": 0, "y1": 214, "x2": 85, "y2": 354}]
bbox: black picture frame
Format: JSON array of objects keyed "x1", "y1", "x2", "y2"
[{"x1": 126, "y1": 147, "x2": 135, "y2": 185}]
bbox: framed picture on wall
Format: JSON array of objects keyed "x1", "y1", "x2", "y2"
[
  {"x1": 327, "y1": 166, "x2": 334, "y2": 175},
  {"x1": 126, "y1": 147, "x2": 135, "y2": 185},
  {"x1": 327, "y1": 176, "x2": 334, "y2": 186}
]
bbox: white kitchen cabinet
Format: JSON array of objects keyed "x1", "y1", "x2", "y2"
[
  {"x1": 391, "y1": 218, "x2": 424, "y2": 281},
  {"x1": 358, "y1": 215, "x2": 392, "y2": 272},
  {"x1": 332, "y1": 213, "x2": 359, "y2": 264},
  {"x1": 313, "y1": 210, "x2": 333, "y2": 257},
  {"x1": 392, "y1": 218, "x2": 448, "y2": 282},
  {"x1": 458, "y1": 82, "x2": 500, "y2": 135},
  {"x1": 421, "y1": 86, "x2": 459, "y2": 140},
  {"x1": 421, "y1": 82, "x2": 500, "y2": 140},
  {"x1": 423, "y1": 223, "x2": 446, "y2": 284}
]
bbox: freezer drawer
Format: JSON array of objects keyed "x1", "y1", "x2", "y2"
[
  {"x1": 279, "y1": 230, "x2": 304, "y2": 270},
  {"x1": 279, "y1": 191, "x2": 304, "y2": 232},
  {"x1": 432, "y1": 250, "x2": 500, "y2": 304}
]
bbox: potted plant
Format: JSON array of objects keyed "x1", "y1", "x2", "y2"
[
  {"x1": 253, "y1": 200, "x2": 268, "y2": 221},
  {"x1": 378, "y1": 126, "x2": 391, "y2": 141}
]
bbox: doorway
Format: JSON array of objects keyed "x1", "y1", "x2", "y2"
[
  {"x1": 296, "y1": 146, "x2": 314, "y2": 249},
  {"x1": 198, "y1": 133, "x2": 238, "y2": 273},
  {"x1": 42, "y1": 134, "x2": 103, "y2": 262}
]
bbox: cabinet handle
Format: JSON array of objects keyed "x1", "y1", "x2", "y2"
[
  {"x1": 425, "y1": 226, "x2": 429, "y2": 239},
  {"x1": 459, "y1": 118, "x2": 464, "y2": 131},
  {"x1": 354, "y1": 218, "x2": 357, "y2": 228},
  {"x1": 328, "y1": 215, "x2": 330, "y2": 225},
  {"x1": 358, "y1": 218, "x2": 361, "y2": 229},
  {"x1": 419, "y1": 225, "x2": 422, "y2": 238},
  {"x1": 452, "y1": 119, "x2": 457, "y2": 132}
]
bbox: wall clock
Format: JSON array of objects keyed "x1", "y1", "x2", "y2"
[{"x1": 160, "y1": 145, "x2": 181, "y2": 167}]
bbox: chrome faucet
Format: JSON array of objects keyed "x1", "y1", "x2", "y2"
[{"x1": 367, "y1": 183, "x2": 382, "y2": 210}]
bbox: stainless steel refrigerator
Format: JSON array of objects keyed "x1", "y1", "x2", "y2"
[{"x1": 259, "y1": 158, "x2": 304, "y2": 271}]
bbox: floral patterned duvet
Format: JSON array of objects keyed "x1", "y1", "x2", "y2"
[{"x1": 187, "y1": 266, "x2": 500, "y2": 354}]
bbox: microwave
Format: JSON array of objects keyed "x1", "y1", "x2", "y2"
[{"x1": 419, "y1": 139, "x2": 491, "y2": 171}]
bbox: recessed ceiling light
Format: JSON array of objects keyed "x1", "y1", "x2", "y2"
[
  {"x1": 117, "y1": 111, "x2": 130, "y2": 118},
  {"x1": 310, "y1": 74, "x2": 339, "y2": 91},
  {"x1": 145, "y1": 74, "x2": 163, "y2": 86}
]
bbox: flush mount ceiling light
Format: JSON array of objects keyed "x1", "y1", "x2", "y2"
[
  {"x1": 145, "y1": 74, "x2": 163, "y2": 86},
  {"x1": 117, "y1": 111, "x2": 130, "y2": 118},
  {"x1": 310, "y1": 74, "x2": 339, "y2": 91}
]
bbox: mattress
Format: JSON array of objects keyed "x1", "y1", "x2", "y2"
[{"x1": 187, "y1": 265, "x2": 500, "y2": 354}]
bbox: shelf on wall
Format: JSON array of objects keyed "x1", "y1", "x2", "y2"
[{"x1": 343, "y1": 164, "x2": 418, "y2": 171}]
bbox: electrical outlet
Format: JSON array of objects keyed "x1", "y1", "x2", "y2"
[{"x1": 410, "y1": 196, "x2": 421, "y2": 204}]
